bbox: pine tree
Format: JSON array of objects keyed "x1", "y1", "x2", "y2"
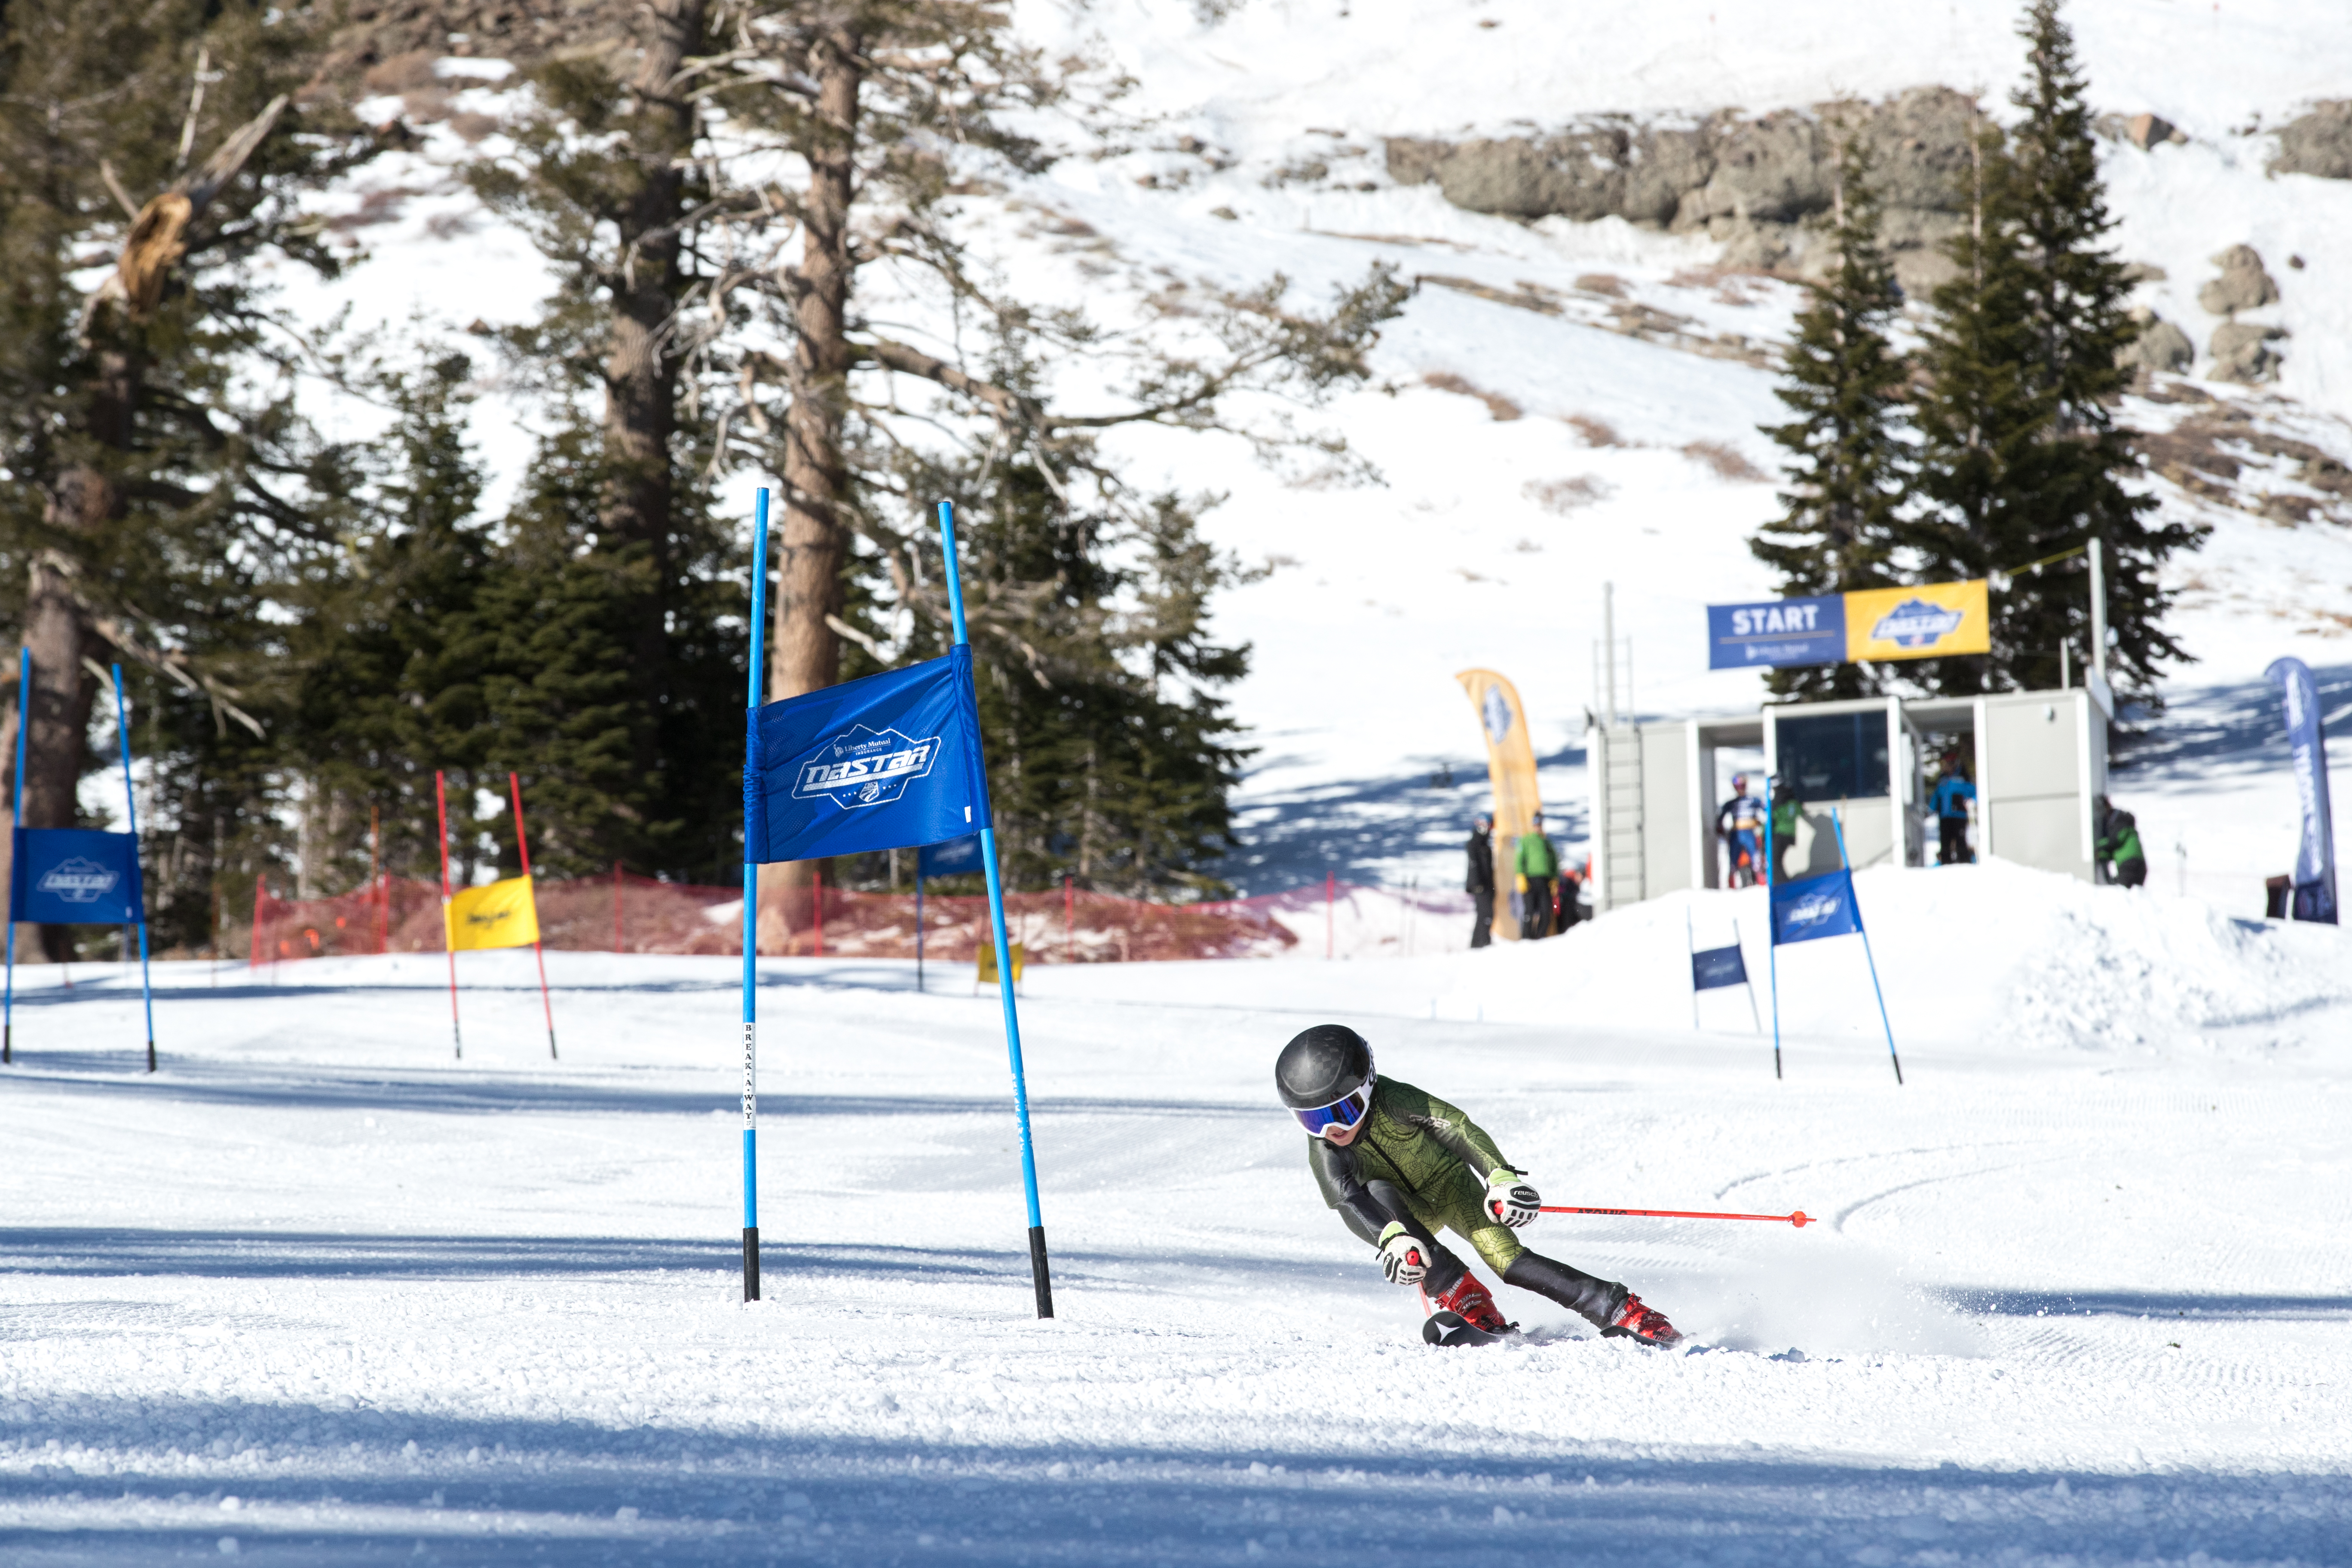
[
  {"x1": 1753, "y1": 135, "x2": 1913, "y2": 701},
  {"x1": 1912, "y1": 0, "x2": 2202, "y2": 698}
]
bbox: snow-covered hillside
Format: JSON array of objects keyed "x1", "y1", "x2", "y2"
[
  {"x1": 273, "y1": 0, "x2": 2352, "y2": 908},
  {"x1": 2, "y1": 871, "x2": 2348, "y2": 1561}
]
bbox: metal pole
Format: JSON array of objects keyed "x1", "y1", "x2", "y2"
[
  {"x1": 1764, "y1": 773, "x2": 1782, "y2": 1080},
  {"x1": 4, "y1": 648, "x2": 24, "y2": 1065},
  {"x1": 2089, "y1": 539, "x2": 2108, "y2": 688},
  {"x1": 938, "y1": 498, "x2": 1054, "y2": 1318},
  {"x1": 508, "y1": 772, "x2": 557, "y2": 1060},
  {"x1": 916, "y1": 871, "x2": 924, "y2": 991},
  {"x1": 1603, "y1": 582, "x2": 1617, "y2": 727},
  {"x1": 110, "y1": 666, "x2": 156, "y2": 1072},
  {"x1": 435, "y1": 771, "x2": 461, "y2": 1060},
  {"x1": 1831, "y1": 808, "x2": 1904, "y2": 1085},
  {"x1": 741, "y1": 487, "x2": 772, "y2": 1302}
]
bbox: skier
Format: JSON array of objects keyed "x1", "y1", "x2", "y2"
[
  {"x1": 1515, "y1": 812, "x2": 1558, "y2": 940},
  {"x1": 1276, "y1": 1023, "x2": 1684, "y2": 1347},
  {"x1": 1465, "y1": 813, "x2": 1496, "y2": 949},
  {"x1": 2095, "y1": 795, "x2": 2148, "y2": 888},
  {"x1": 1715, "y1": 773, "x2": 1766, "y2": 887},
  {"x1": 1930, "y1": 759, "x2": 1976, "y2": 864}
]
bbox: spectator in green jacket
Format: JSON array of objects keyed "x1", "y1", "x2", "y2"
[
  {"x1": 2095, "y1": 796, "x2": 2148, "y2": 888},
  {"x1": 1515, "y1": 812, "x2": 1559, "y2": 939},
  {"x1": 1767, "y1": 775, "x2": 1803, "y2": 884}
]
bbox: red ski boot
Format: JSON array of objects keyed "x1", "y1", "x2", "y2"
[
  {"x1": 1423, "y1": 1271, "x2": 1513, "y2": 1335},
  {"x1": 1602, "y1": 1291, "x2": 1684, "y2": 1348}
]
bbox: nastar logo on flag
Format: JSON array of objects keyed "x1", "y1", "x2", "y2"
[
  {"x1": 37, "y1": 857, "x2": 119, "y2": 904},
  {"x1": 1481, "y1": 685, "x2": 1514, "y2": 746},
  {"x1": 1784, "y1": 891, "x2": 1844, "y2": 931},
  {"x1": 1869, "y1": 598, "x2": 1967, "y2": 649},
  {"x1": 792, "y1": 724, "x2": 943, "y2": 811}
]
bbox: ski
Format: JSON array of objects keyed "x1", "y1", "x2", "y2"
[{"x1": 1422, "y1": 1310, "x2": 1513, "y2": 1348}]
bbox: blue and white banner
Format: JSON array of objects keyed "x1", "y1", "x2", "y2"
[
  {"x1": 918, "y1": 833, "x2": 984, "y2": 876},
  {"x1": 1707, "y1": 595, "x2": 1845, "y2": 670},
  {"x1": 745, "y1": 646, "x2": 993, "y2": 864},
  {"x1": 2266, "y1": 657, "x2": 2338, "y2": 925},
  {"x1": 10, "y1": 827, "x2": 145, "y2": 925},
  {"x1": 1690, "y1": 943, "x2": 1750, "y2": 991},
  {"x1": 1770, "y1": 870, "x2": 1862, "y2": 946}
]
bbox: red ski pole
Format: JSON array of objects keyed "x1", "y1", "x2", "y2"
[{"x1": 1541, "y1": 1204, "x2": 1812, "y2": 1228}]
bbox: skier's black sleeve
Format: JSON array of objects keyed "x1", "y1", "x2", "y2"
[{"x1": 1308, "y1": 1138, "x2": 1403, "y2": 1247}]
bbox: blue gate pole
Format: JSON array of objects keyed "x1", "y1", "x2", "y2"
[
  {"x1": 110, "y1": 666, "x2": 156, "y2": 1072},
  {"x1": 937, "y1": 499, "x2": 1055, "y2": 1318},
  {"x1": 915, "y1": 872, "x2": 924, "y2": 992},
  {"x1": 740, "y1": 487, "x2": 771, "y2": 1302},
  {"x1": 1831, "y1": 808, "x2": 1903, "y2": 1086},
  {"x1": 1763, "y1": 773, "x2": 1781, "y2": 1080},
  {"x1": 4, "y1": 648, "x2": 24, "y2": 1066}
]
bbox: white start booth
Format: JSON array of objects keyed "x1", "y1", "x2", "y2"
[{"x1": 1588, "y1": 687, "x2": 2110, "y2": 912}]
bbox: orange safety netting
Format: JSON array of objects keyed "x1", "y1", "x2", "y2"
[{"x1": 243, "y1": 871, "x2": 1310, "y2": 965}]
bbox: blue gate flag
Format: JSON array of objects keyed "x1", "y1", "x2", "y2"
[
  {"x1": 746, "y1": 645, "x2": 993, "y2": 864},
  {"x1": 11, "y1": 827, "x2": 145, "y2": 925},
  {"x1": 1770, "y1": 869, "x2": 1860, "y2": 945},
  {"x1": 1691, "y1": 942, "x2": 1749, "y2": 990},
  {"x1": 2266, "y1": 656, "x2": 2338, "y2": 925},
  {"x1": 1708, "y1": 594, "x2": 1845, "y2": 670},
  {"x1": 919, "y1": 833, "x2": 984, "y2": 876}
]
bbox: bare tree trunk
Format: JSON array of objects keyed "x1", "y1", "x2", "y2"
[
  {"x1": 603, "y1": 0, "x2": 707, "y2": 779},
  {"x1": 760, "y1": 18, "x2": 864, "y2": 932}
]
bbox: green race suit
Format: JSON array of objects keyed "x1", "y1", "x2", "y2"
[{"x1": 1307, "y1": 1076, "x2": 1528, "y2": 1275}]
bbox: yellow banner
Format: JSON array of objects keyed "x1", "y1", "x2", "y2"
[
  {"x1": 976, "y1": 941, "x2": 1025, "y2": 985},
  {"x1": 446, "y1": 874, "x2": 541, "y2": 951},
  {"x1": 1843, "y1": 580, "x2": 1991, "y2": 663},
  {"x1": 1455, "y1": 669, "x2": 1542, "y2": 941}
]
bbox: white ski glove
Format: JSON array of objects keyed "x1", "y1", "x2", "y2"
[
  {"x1": 1484, "y1": 1167, "x2": 1541, "y2": 1229},
  {"x1": 1376, "y1": 1222, "x2": 1428, "y2": 1285}
]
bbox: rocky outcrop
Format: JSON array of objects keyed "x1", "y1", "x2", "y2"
[
  {"x1": 2122, "y1": 311, "x2": 2193, "y2": 376},
  {"x1": 2210, "y1": 321, "x2": 2288, "y2": 384},
  {"x1": 2271, "y1": 102, "x2": 2352, "y2": 180},
  {"x1": 2198, "y1": 245, "x2": 2280, "y2": 316},
  {"x1": 1387, "y1": 88, "x2": 1979, "y2": 294}
]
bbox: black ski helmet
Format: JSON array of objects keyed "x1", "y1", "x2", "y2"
[{"x1": 1276, "y1": 1024, "x2": 1374, "y2": 1109}]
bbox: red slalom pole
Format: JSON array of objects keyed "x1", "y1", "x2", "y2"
[
  {"x1": 1541, "y1": 1204, "x2": 1812, "y2": 1228},
  {"x1": 509, "y1": 772, "x2": 557, "y2": 1060},
  {"x1": 435, "y1": 771, "x2": 462, "y2": 1060}
]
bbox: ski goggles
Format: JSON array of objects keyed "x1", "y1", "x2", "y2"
[{"x1": 1292, "y1": 1079, "x2": 1375, "y2": 1139}]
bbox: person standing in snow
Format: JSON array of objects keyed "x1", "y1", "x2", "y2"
[
  {"x1": 1931, "y1": 759, "x2": 1977, "y2": 865},
  {"x1": 1767, "y1": 775, "x2": 1803, "y2": 884},
  {"x1": 1715, "y1": 773, "x2": 1766, "y2": 888},
  {"x1": 1515, "y1": 812, "x2": 1558, "y2": 940},
  {"x1": 1465, "y1": 813, "x2": 1496, "y2": 949},
  {"x1": 1276, "y1": 1024, "x2": 1684, "y2": 1346},
  {"x1": 2095, "y1": 796, "x2": 2148, "y2": 888}
]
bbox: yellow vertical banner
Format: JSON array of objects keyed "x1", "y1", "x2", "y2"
[
  {"x1": 445, "y1": 874, "x2": 542, "y2": 951},
  {"x1": 1455, "y1": 669, "x2": 1542, "y2": 942}
]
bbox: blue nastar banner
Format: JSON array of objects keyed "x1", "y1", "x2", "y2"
[
  {"x1": 918, "y1": 833, "x2": 984, "y2": 876},
  {"x1": 11, "y1": 827, "x2": 145, "y2": 925},
  {"x1": 1707, "y1": 595, "x2": 1845, "y2": 670},
  {"x1": 1690, "y1": 943, "x2": 1750, "y2": 991},
  {"x1": 1769, "y1": 869, "x2": 1862, "y2": 946},
  {"x1": 745, "y1": 646, "x2": 993, "y2": 864}
]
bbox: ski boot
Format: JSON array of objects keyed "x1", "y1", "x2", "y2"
[
  {"x1": 1423, "y1": 1271, "x2": 1513, "y2": 1335},
  {"x1": 1602, "y1": 1291, "x2": 1683, "y2": 1348}
]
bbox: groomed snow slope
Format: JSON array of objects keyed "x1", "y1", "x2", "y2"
[{"x1": 3, "y1": 870, "x2": 2348, "y2": 1564}]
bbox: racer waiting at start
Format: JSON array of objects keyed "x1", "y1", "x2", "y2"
[
  {"x1": 1277, "y1": 1023, "x2": 1684, "y2": 1347},
  {"x1": 1716, "y1": 773, "x2": 1766, "y2": 887}
]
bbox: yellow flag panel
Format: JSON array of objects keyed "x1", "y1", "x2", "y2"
[
  {"x1": 446, "y1": 874, "x2": 541, "y2": 951},
  {"x1": 1843, "y1": 580, "x2": 1991, "y2": 663}
]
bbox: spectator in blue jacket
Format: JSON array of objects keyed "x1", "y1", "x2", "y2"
[{"x1": 1930, "y1": 758, "x2": 1976, "y2": 865}]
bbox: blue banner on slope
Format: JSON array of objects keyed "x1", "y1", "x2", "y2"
[
  {"x1": 1707, "y1": 595, "x2": 1845, "y2": 670},
  {"x1": 2266, "y1": 656, "x2": 2338, "y2": 924},
  {"x1": 745, "y1": 646, "x2": 993, "y2": 865},
  {"x1": 1690, "y1": 943, "x2": 1749, "y2": 991},
  {"x1": 1770, "y1": 870, "x2": 1861, "y2": 946},
  {"x1": 11, "y1": 827, "x2": 145, "y2": 924},
  {"x1": 918, "y1": 833, "x2": 984, "y2": 876}
]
